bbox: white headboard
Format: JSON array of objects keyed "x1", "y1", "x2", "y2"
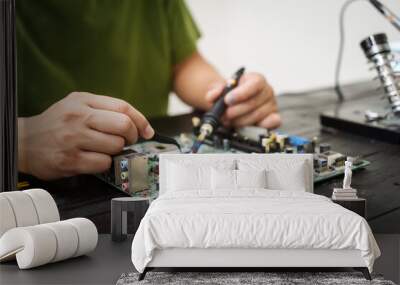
[{"x1": 159, "y1": 153, "x2": 314, "y2": 194}]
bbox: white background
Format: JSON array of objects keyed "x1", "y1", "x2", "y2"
[{"x1": 168, "y1": 0, "x2": 400, "y2": 115}]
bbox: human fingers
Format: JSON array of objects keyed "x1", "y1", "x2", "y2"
[
  {"x1": 257, "y1": 113, "x2": 282, "y2": 129},
  {"x1": 84, "y1": 109, "x2": 138, "y2": 144},
  {"x1": 75, "y1": 92, "x2": 154, "y2": 139},
  {"x1": 224, "y1": 89, "x2": 270, "y2": 120},
  {"x1": 231, "y1": 100, "x2": 277, "y2": 128},
  {"x1": 73, "y1": 151, "x2": 112, "y2": 174},
  {"x1": 78, "y1": 129, "x2": 126, "y2": 155},
  {"x1": 224, "y1": 73, "x2": 265, "y2": 106}
]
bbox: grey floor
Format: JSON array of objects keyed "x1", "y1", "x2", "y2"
[
  {"x1": 374, "y1": 234, "x2": 400, "y2": 284},
  {"x1": 0, "y1": 235, "x2": 135, "y2": 285},
  {"x1": 0, "y1": 234, "x2": 399, "y2": 285}
]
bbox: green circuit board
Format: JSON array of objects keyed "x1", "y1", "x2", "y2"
[
  {"x1": 174, "y1": 133, "x2": 370, "y2": 184},
  {"x1": 98, "y1": 127, "x2": 370, "y2": 200}
]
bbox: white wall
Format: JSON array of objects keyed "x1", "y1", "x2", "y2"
[{"x1": 168, "y1": 0, "x2": 400, "y2": 114}]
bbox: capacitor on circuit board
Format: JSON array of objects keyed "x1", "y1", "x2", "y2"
[
  {"x1": 213, "y1": 135, "x2": 222, "y2": 149},
  {"x1": 276, "y1": 134, "x2": 288, "y2": 151},
  {"x1": 261, "y1": 138, "x2": 271, "y2": 153},
  {"x1": 223, "y1": 139, "x2": 230, "y2": 151},
  {"x1": 258, "y1": 134, "x2": 268, "y2": 145},
  {"x1": 311, "y1": 137, "x2": 318, "y2": 153}
]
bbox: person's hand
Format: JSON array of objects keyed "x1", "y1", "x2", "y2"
[
  {"x1": 18, "y1": 92, "x2": 154, "y2": 180},
  {"x1": 206, "y1": 72, "x2": 281, "y2": 129}
]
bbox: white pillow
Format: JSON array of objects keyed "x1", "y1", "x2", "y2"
[
  {"x1": 211, "y1": 169, "x2": 267, "y2": 191},
  {"x1": 238, "y1": 159, "x2": 307, "y2": 191},
  {"x1": 167, "y1": 162, "x2": 210, "y2": 191},
  {"x1": 267, "y1": 167, "x2": 306, "y2": 191},
  {"x1": 211, "y1": 168, "x2": 236, "y2": 190},
  {"x1": 236, "y1": 169, "x2": 267, "y2": 189},
  {"x1": 167, "y1": 159, "x2": 236, "y2": 192}
]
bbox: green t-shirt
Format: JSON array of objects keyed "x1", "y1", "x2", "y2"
[{"x1": 16, "y1": 0, "x2": 200, "y2": 118}]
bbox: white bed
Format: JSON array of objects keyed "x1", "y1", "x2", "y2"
[{"x1": 131, "y1": 154, "x2": 380, "y2": 280}]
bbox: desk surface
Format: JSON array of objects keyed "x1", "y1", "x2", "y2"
[
  {"x1": 0, "y1": 235, "x2": 134, "y2": 285},
  {"x1": 18, "y1": 81, "x2": 400, "y2": 234}
]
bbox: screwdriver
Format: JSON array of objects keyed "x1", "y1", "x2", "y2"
[{"x1": 191, "y1": 67, "x2": 245, "y2": 153}]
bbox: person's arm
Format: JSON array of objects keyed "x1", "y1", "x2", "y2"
[
  {"x1": 173, "y1": 52, "x2": 224, "y2": 111},
  {"x1": 173, "y1": 51, "x2": 281, "y2": 129}
]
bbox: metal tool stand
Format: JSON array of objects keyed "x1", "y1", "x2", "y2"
[{"x1": 111, "y1": 197, "x2": 150, "y2": 242}]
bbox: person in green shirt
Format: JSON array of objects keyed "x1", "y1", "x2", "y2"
[{"x1": 17, "y1": 0, "x2": 281, "y2": 180}]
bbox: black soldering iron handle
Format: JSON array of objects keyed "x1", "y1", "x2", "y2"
[
  {"x1": 206, "y1": 89, "x2": 230, "y2": 120},
  {"x1": 369, "y1": 0, "x2": 400, "y2": 31},
  {"x1": 202, "y1": 67, "x2": 245, "y2": 128}
]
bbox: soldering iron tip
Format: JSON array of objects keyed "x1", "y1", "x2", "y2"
[{"x1": 191, "y1": 140, "x2": 202, "y2": 153}]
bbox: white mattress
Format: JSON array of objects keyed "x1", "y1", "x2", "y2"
[{"x1": 131, "y1": 190, "x2": 380, "y2": 273}]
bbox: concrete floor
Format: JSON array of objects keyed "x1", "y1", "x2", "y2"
[
  {"x1": 374, "y1": 234, "x2": 400, "y2": 284},
  {"x1": 1, "y1": 234, "x2": 398, "y2": 285}
]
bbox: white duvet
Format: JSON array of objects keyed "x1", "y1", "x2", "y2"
[{"x1": 131, "y1": 190, "x2": 380, "y2": 273}]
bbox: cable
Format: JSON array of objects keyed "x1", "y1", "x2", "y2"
[{"x1": 334, "y1": 0, "x2": 366, "y2": 102}]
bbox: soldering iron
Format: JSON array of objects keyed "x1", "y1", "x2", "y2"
[
  {"x1": 191, "y1": 67, "x2": 245, "y2": 153},
  {"x1": 369, "y1": 0, "x2": 400, "y2": 32}
]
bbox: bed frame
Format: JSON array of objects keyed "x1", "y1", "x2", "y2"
[
  {"x1": 140, "y1": 248, "x2": 371, "y2": 280},
  {"x1": 139, "y1": 154, "x2": 371, "y2": 281}
]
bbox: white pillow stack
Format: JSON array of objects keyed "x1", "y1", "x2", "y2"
[
  {"x1": 160, "y1": 154, "x2": 313, "y2": 194},
  {"x1": 0, "y1": 189, "x2": 98, "y2": 269}
]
